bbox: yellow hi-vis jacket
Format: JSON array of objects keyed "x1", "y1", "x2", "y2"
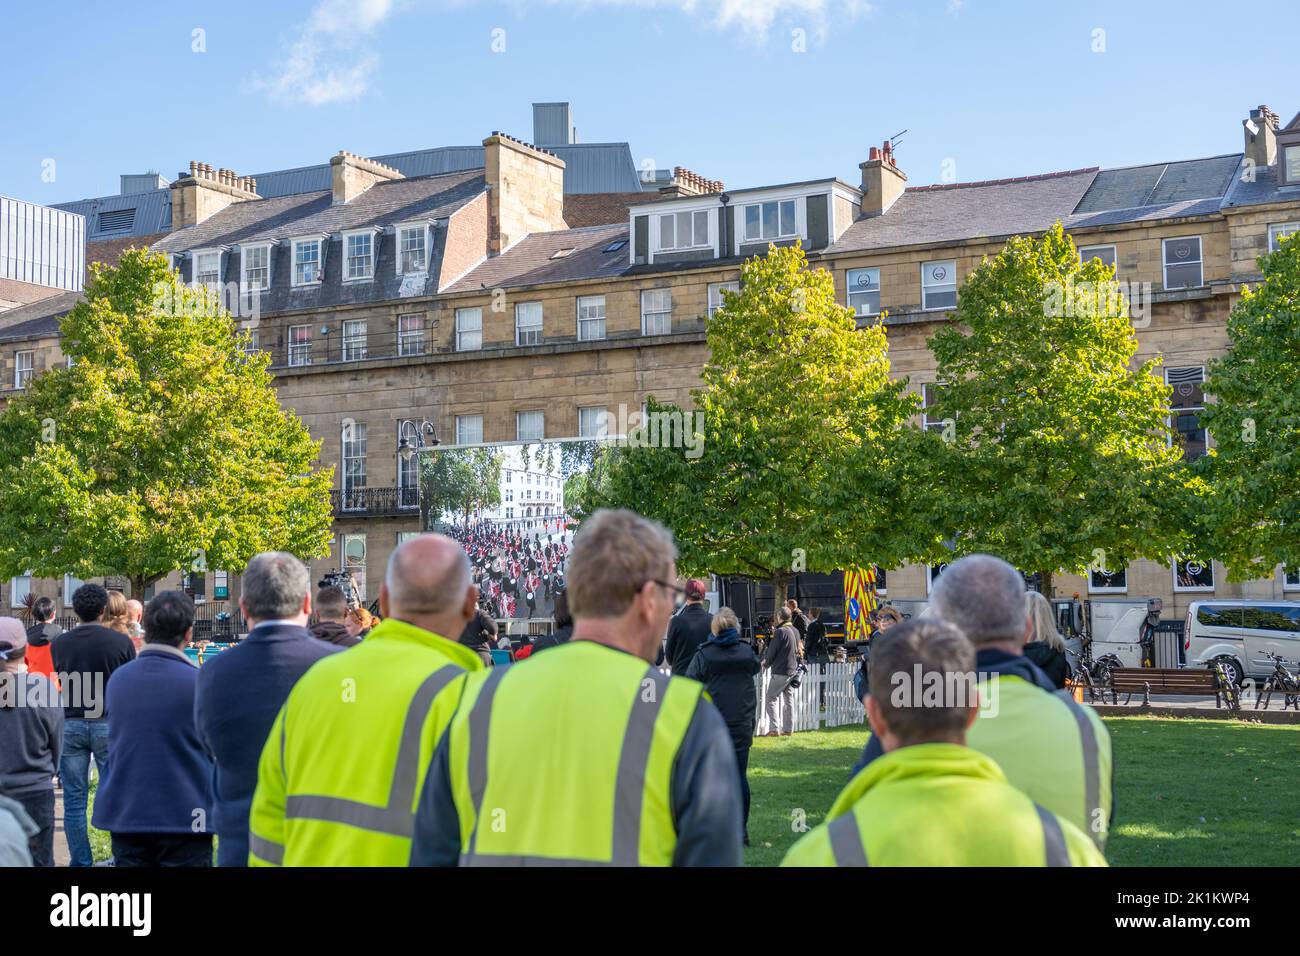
[
  {"x1": 782, "y1": 742, "x2": 1108, "y2": 867},
  {"x1": 446, "y1": 640, "x2": 705, "y2": 866},
  {"x1": 248, "y1": 618, "x2": 483, "y2": 866}
]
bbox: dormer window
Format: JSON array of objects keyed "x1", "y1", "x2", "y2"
[
  {"x1": 657, "y1": 210, "x2": 710, "y2": 251},
  {"x1": 397, "y1": 224, "x2": 427, "y2": 275},
  {"x1": 743, "y1": 199, "x2": 796, "y2": 242},
  {"x1": 292, "y1": 238, "x2": 323, "y2": 287},
  {"x1": 1284, "y1": 144, "x2": 1300, "y2": 186},
  {"x1": 193, "y1": 250, "x2": 221, "y2": 287},
  {"x1": 344, "y1": 231, "x2": 376, "y2": 281},
  {"x1": 241, "y1": 244, "x2": 271, "y2": 292}
]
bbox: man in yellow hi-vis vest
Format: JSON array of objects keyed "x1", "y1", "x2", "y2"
[
  {"x1": 849, "y1": 554, "x2": 1114, "y2": 848},
  {"x1": 248, "y1": 534, "x2": 484, "y2": 866},
  {"x1": 784, "y1": 618, "x2": 1106, "y2": 867},
  {"x1": 411, "y1": 508, "x2": 743, "y2": 866}
]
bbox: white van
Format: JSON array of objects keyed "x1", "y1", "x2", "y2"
[{"x1": 1185, "y1": 600, "x2": 1300, "y2": 685}]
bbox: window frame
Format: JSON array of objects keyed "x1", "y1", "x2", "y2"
[
  {"x1": 708, "y1": 281, "x2": 739, "y2": 320},
  {"x1": 240, "y1": 243, "x2": 271, "y2": 292},
  {"x1": 396, "y1": 223, "x2": 428, "y2": 276},
  {"x1": 1172, "y1": 557, "x2": 1215, "y2": 593},
  {"x1": 1078, "y1": 244, "x2": 1117, "y2": 269},
  {"x1": 516, "y1": 410, "x2": 545, "y2": 443},
  {"x1": 14, "y1": 350, "x2": 34, "y2": 389},
  {"x1": 656, "y1": 209, "x2": 712, "y2": 252},
  {"x1": 341, "y1": 421, "x2": 368, "y2": 506},
  {"x1": 341, "y1": 319, "x2": 368, "y2": 361},
  {"x1": 193, "y1": 248, "x2": 222, "y2": 287},
  {"x1": 1161, "y1": 236, "x2": 1204, "y2": 290},
  {"x1": 1268, "y1": 222, "x2": 1300, "y2": 252},
  {"x1": 343, "y1": 230, "x2": 376, "y2": 282},
  {"x1": 397, "y1": 313, "x2": 426, "y2": 356},
  {"x1": 578, "y1": 405, "x2": 608, "y2": 439},
  {"x1": 1165, "y1": 365, "x2": 1207, "y2": 461},
  {"x1": 1283, "y1": 569, "x2": 1300, "y2": 593},
  {"x1": 576, "y1": 295, "x2": 607, "y2": 342},
  {"x1": 1283, "y1": 144, "x2": 1300, "y2": 186},
  {"x1": 455, "y1": 414, "x2": 484, "y2": 446},
  {"x1": 9, "y1": 573, "x2": 31, "y2": 609},
  {"x1": 1087, "y1": 565, "x2": 1129, "y2": 595},
  {"x1": 515, "y1": 301, "x2": 543, "y2": 347},
  {"x1": 455, "y1": 307, "x2": 483, "y2": 352},
  {"x1": 641, "y1": 288, "x2": 672, "y2": 336},
  {"x1": 921, "y1": 259, "x2": 958, "y2": 312},
  {"x1": 291, "y1": 237, "x2": 323, "y2": 288},
  {"x1": 846, "y1": 267, "x2": 881, "y2": 317},
  {"x1": 287, "y1": 324, "x2": 313, "y2": 367},
  {"x1": 742, "y1": 199, "x2": 798, "y2": 243}
]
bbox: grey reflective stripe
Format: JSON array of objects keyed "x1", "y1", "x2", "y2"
[
  {"x1": 827, "y1": 813, "x2": 869, "y2": 867},
  {"x1": 283, "y1": 665, "x2": 463, "y2": 839},
  {"x1": 609, "y1": 667, "x2": 671, "y2": 866},
  {"x1": 1035, "y1": 803, "x2": 1072, "y2": 867},
  {"x1": 248, "y1": 833, "x2": 285, "y2": 865},
  {"x1": 388, "y1": 666, "x2": 462, "y2": 811},
  {"x1": 1054, "y1": 689, "x2": 1103, "y2": 846},
  {"x1": 460, "y1": 853, "x2": 612, "y2": 867},
  {"x1": 286, "y1": 795, "x2": 414, "y2": 837},
  {"x1": 464, "y1": 665, "x2": 510, "y2": 857}
]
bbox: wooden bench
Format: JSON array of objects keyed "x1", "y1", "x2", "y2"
[{"x1": 1106, "y1": 665, "x2": 1240, "y2": 712}]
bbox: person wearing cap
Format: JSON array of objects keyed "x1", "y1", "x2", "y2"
[
  {"x1": 665, "y1": 578, "x2": 712, "y2": 674},
  {"x1": 0, "y1": 617, "x2": 63, "y2": 866}
]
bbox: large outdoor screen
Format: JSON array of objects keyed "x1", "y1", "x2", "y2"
[{"x1": 419, "y1": 438, "x2": 602, "y2": 620}]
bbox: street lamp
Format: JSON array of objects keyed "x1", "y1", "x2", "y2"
[{"x1": 398, "y1": 418, "x2": 440, "y2": 462}]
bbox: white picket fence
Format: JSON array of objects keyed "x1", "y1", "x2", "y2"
[{"x1": 753, "y1": 663, "x2": 865, "y2": 736}]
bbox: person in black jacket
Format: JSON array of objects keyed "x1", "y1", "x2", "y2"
[
  {"x1": 1023, "y1": 590, "x2": 1071, "y2": 689},
  {"x1": 530, "y1": 588, "x2": 573, "y2": 655},
  {"x1": 804, "y1": 607, "x2": 830, "y2": 663},
  {"x1": 664, "y1": 579, "x2": 712, "y2": 674},
  {"x1": 50, "y1": 583, "x2": 137, "y2": 867},
  {"x1": 685, "y1": 607, "x2": 759, "y2": 842},
  {"x1": 458, "y1": 605, "x2": 497, "y2": 666},
  {"x1": 786, "y1": 599, "x2": 809, "y2": 649}
]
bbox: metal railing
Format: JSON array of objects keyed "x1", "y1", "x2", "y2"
[
  {"x1": 331, "y1": 485, "x2": 420, "y2": 517},
  {"x1": 262, "y1": 329, "x2": 436, "y2": 370}
]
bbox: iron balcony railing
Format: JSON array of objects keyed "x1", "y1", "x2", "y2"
[{"x1": 331, "y1": 485, "x2": 420, "y2": 517}]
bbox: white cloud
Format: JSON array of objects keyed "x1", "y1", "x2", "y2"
[
  {"x1": 529, "y1": 0, "x2": 875, "y2": 41},
  {"x1": 260, "y1": 0, "x2": 396, "y2": 107},
  {"x1": 947, "y1": 0, "x2": 967, "y2": 14}
]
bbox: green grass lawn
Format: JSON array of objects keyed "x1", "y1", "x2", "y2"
[{"x1": 745, "y1": 717, "x2": 1300, "y2": 867}]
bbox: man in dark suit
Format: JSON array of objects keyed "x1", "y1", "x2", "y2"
[
  {"x1": 664, "y1": 578, "x2": 712, "y2": 674},
  {"x1": 194, "y1": 552, "x2": 340, "y2": 867}
]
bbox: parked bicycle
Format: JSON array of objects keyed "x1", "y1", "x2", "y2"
[{"x1": 1256, "y1": 652, "x2": 1300, "y2": 711}]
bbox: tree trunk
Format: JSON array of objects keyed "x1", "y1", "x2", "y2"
[
  {"x1": 1038, "y1": 570, "x2": 1054, "y2": 599},
  {"x1": 130, "y1": 575, "x2": 147, "y2": 601},
  {"x1": 771, "y1": 575, "x2": 789, "y2": 622}
]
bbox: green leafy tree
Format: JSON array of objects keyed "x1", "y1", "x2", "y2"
[
  {"x1": 1198, "y1": 233, "x2": 1300, "y2": 580},
  {"x1": 0, "y1": 249, "x2": 334, "y2": 596},
  {"x1": 580, "y1": 243, "x2": 929, "y2": 615},
  {"x1": 922, "y1": 223, "x2": 1191, "y2": 595}
]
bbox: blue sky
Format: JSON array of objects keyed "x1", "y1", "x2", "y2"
[{"x1": 6, "y1": 0, "x2": 1298, "y2": 205}]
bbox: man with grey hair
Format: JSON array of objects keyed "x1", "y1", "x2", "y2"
[
  {"x1": 248, "y1": 533, "x2": 484, "y2": 866},
  {"x1": 412, "y1": 508, "x2": 743, "y2": 866},
  {"x1": 195, "y1": 551, "x2": 342, "y2": 866},
  {"x1": 849, "y1": 554, "x2": 1114, "y2": 849}
]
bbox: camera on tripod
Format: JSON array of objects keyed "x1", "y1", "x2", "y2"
[{"x1": 318, "y1": 569, "x2": 362, "y2": 609}]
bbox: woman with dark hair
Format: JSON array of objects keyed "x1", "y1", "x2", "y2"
[{"x1": 529, "y1": 588, "x2": 572, "y2": 655}]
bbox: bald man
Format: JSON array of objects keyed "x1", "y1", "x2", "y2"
[
  {"x1": 247, "y1": 535, "x2": 486, "y2": 866},
  {"x1": 125, "y1": 599, "x2": 144, "y2": 644}
]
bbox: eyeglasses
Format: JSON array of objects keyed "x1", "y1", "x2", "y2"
[{"x1": 651, "y1": 579, "x2": 688, "y2": 609}]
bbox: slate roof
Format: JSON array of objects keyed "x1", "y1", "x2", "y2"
[
  {"x1": 1075, "y1": 155, "x2": 1240, "y2": 213},
  {"x1": 52, "y1": 188, "x2": 173, "y2": 241},
  {"x1": 446, "y1": 223, "x2": 630, "y2": 292},
  {"x1": 153, "y1": 169, "x2": 485, "y2": 253},
  {"x1": 0, "y1": 291, "x2": 80, "y2": 341},
  {"x1": 827, "y1": 169, "x2": 1098, "y2": 254},
  {"x1": 1221, "y1": 156, "x2": 1300, "y2": 210}
]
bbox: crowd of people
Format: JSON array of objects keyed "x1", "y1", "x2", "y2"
[
  {"x1": 446, "y1": 519, "x2": 570, "y2": 620},
  {"x1": 0, "y1": 509, "x2": 1110, "y2": 867}
]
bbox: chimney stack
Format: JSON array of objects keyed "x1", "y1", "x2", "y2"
[
  {"x1": 483, "y1": 133, "x2": 567, "y2": 255},
  {"x1": 1244, "y1": 105, "x2": 1280, "y2": 169},
  {"x1": 658, "y1": 166, "x2": 724, "y2": 198},
  {"x1": 330, "y1": 150, "x2": 404, "y2": 205},
  {"x1": 859, "y1": 139, "x2": 907, "y2": 217},
  {"x1": 170, "y1": 159, "x2": 260, "y2": 228}
]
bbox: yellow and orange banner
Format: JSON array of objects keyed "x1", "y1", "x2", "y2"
[{"x1": 844, "y1": 565, "x2": 879, "y2": 644}]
